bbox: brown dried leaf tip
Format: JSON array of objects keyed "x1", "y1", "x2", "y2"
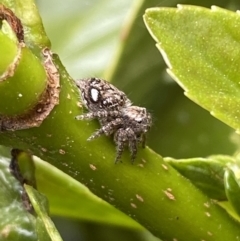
[
  {"x1": 0, "y1": 4, "x2": 24, "y2": 42},
  {"x1": 0, "y1": 48, "x2": 60, "y2": 131},
  {"x1": 9, "y1": 149, "x2": 34, "y2": 212}
]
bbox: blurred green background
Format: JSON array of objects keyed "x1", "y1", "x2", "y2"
[{"x1": 34, "y1": 0, "x2": 240, "y2": 240}]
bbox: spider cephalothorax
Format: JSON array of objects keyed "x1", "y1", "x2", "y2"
[{"x1": 75, "y1": 78, "x2": 152, "y2": 163}]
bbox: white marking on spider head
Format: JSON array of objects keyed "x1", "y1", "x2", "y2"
[{"x1": 90, "y1": 88, "x2": 99, "y2": 102}]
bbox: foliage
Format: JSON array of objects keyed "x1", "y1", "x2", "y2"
[{"x1": 1, "y1": 0, "x2": 240, "y2": 241}]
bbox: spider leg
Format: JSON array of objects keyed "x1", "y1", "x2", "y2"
[
  {"x1": 75, "y1": 112, "x2": 96, "y2": 120},
  {"x1": 87, "y1": 118, "x2": 122, "y2": 141},
  {"x1": 75, "y1": 110, "x2": 121, "y2": 120},
  {"x1": 114, "y1": 128, "x2": 127, "y2": 163},
  {"x1": 75, "y1": 110, "x2": 108, "y2": 120},
  {"x1": 126, "y1": 128, "x2": 137, "y2": 163},
  {"x1": 140, "y1": 133, "x2": 146, "y2": 148},
  {"x1": 87, "y1": 128, "x2": 104, "y2": 141}
]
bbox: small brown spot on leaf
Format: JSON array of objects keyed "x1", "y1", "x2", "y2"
[
  {"x1": 204, "y1": 202, "x2": 210, "y2": 208},
  {"x1": 136, "y1": 194, "x2": 144, "y2": 202},
  {"x1": 41, "y1": 147, "x2": 47, "y2": 152},
  {"x1": 1, "y1": 224, "x2": 13, "y2": 238},
  {"x1": 205, "y1": 212, "x2": 211, "y2": 217},
  {"x1": 141, "y1": 158, "x2": 146, "y2": 163},
  {"x1": 162, "y1": 164, "x2": 168, "y2": 170},
  {"x1": 163, "y1": 189, "x2": 176, "y2": 201},
  {"x1": 131, "y1": 203, "x2": 137, "y2": 208},
  {"x1": 89, "y1": 164, "x2": 97, "y2": 171},
  {"x1": 59, "y1": 149, "x2": 66, "y2": 155},
  {"x1": 77, "y1": 101, "x2": 82, "y2": 108}
]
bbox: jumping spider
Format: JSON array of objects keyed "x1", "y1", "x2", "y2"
[{"x1": 75, "y1": 78, "x2": 152, "y2": 163}]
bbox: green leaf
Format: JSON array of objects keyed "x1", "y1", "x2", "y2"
[
  {"x1": 0, "y1": 156, "x2": 37, "y2": 241},
  {"x1": 107, "y1": 0, "x2": 239, "y2": 158},
  {"x1": 25, "y1": 185, "x2": 63, "y2": 241},
  {"x1": 165, "y1": 155, "x2": 235, "y2": 200},
  {"x1": 144, "y1": 5, "x2": 240, "y2": 132},
  {"x1": 224, "y1": 167, "x2": 240, "y2": 217}
]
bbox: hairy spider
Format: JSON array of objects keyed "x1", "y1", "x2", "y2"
[{"x1": 75, "y1": 78, "x2": 152, "y2": 163}]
